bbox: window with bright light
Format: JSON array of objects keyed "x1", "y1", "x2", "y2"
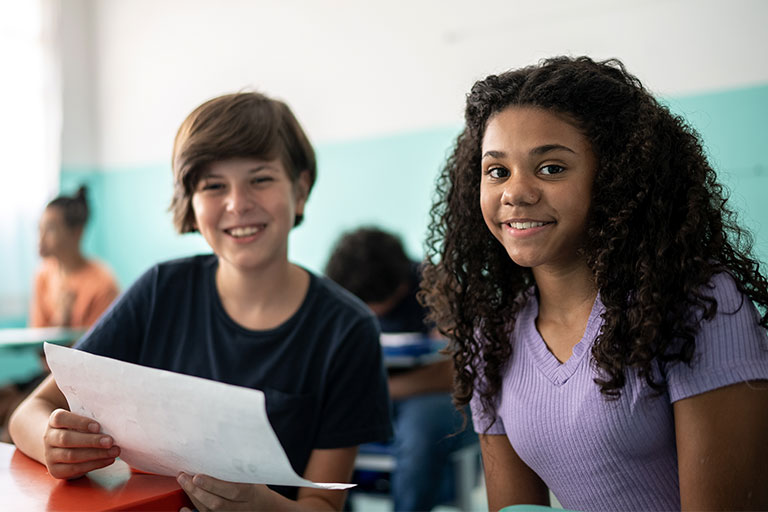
[{"x1": 0, "y1": 0, "x2": 60, "y2": 322}]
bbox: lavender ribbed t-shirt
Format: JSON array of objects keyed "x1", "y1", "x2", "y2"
[{"x1": 471, "y1": 273, "x2": 768, "y2": 511}]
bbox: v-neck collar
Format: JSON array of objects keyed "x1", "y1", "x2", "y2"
[{"x1": 519, "y1": 289, "x2": 605, "y2": 386}]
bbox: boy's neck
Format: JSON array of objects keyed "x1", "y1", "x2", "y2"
[{"x1": 215, "y1": 259, "x2": 310, "y2": 330}]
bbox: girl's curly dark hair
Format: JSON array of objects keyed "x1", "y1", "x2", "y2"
[{"x1": 419, "y1": 56, "x2": 768, "y2": 423}]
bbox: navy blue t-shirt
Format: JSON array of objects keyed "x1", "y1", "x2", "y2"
[{"x1": 75, "y1": 254, "x2": 392, "y2": 499}]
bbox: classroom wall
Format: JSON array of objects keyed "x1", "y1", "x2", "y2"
[{"x1": 8, "y1": 0, "x2": 768, "y2": 322}]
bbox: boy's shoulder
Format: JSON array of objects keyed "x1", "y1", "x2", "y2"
[{"x1": 310, "y1": 271, "x2": 377, "y2": 322}]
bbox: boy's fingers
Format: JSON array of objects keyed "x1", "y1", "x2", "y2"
[
  {"x1": 48, "y1": 409, "x2": 100, "y2": 433},
  {"x1": 45, "y1": 428, "x2": 115, "y2": 449},
  {"x1": 47, "y1": 457, "x2": 117, "y2": 480},
  {"x1": 47, "y1": 445, "x2": 120, "y2": 464}
]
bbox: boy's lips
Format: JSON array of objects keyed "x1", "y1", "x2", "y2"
[{"x1": 224, "y1": 224, "x2": 266, "y2": 238}]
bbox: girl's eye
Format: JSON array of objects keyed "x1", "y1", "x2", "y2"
[
  {"x1": 539, "y1": 164, "x2": 565, "y2": 175},
  {"x1": 487, "y1": 166, "x2": 509, "y2": 179}
]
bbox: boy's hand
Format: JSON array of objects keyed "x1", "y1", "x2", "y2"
[{"x1": 43, "y1": 409, "x2": 120, "y2": 479}]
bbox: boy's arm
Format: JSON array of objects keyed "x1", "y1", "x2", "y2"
[
  {"x1": 388, "y1": 359, "x2": 453, "y2": 400},
  {"x1": 9, "y1": 374, "x2": 119, "y2": 478}
]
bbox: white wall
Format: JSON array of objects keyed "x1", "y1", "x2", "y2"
[{"x1": 61, "y1": 0, "x2": 768, "y2": 169}]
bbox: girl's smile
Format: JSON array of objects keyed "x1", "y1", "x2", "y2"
[{"x1": 480, "y1": 106, "x2": 597, "y2": 271}]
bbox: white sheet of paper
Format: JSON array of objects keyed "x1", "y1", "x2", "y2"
[{"x1": 44, "y1": 343, "x2": 353, "y2": 489}]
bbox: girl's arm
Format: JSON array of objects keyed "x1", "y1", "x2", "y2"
[
  {"x1": 8, "y1": 374, "x2": 119, "y2": 478},
  {"x1": 480, "y1": 433, "x2": 549, "y2": 511},
  {"x1": 178, "y1": 445, "x2": 358, "y2": 511},
  {"x1": 674, "y1": 380, "x2": 768, "y2": 510}
]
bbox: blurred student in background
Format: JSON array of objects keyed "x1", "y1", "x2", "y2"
[
  {"x1": 31, "y1": 185, "x2": 119, "y2": 328},
  {"x1": 1, "y1": 187, "x2": 119, "y2": 442},
  {"x1": 326, "y1": 226, "x2": 477, "y2": 512}
]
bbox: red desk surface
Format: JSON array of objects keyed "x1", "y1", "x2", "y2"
[{"x1": 0, "y1": 442, "x2": 192, "y2": 511}]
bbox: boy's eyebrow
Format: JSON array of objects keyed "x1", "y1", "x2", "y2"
[
  {"x1": 482, "y1": 144, "x2": 576, "y2": 160},
  {"x1": 200, "y1": 164, "x2": 276, "y2": 178}
]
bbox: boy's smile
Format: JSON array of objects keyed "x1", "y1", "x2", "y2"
[{"x1": 191, "y1": 157, "x2": 308, "y2": 274}]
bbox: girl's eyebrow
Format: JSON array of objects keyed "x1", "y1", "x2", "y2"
[{"x1": 481, "y1": 144, "x2": 576, "y2": 160}]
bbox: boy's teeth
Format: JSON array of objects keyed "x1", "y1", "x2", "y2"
[
  {"x1": 509, "y1": 221, "x2": 547, "y2": 230},
  {"x1": 229, "y1": 226, "x2": 262, "y2": 237}
]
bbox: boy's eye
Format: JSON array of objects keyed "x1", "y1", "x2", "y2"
[
  {"x1": 487, "y1": 166, "x2": 509, "y2": 179},
  {"x1": 198, "y1": 180, "x2": 224, "y2": 191},
  {"x1": 539, "y1": 164, "x2": 565, "y2": 175},
  {"x1": 252, "y1": 176, "x2": 273, "y2": 185}
]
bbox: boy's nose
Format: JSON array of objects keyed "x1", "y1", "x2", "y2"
[{"x1": 226, "y1": 186, "x2": 254, "y2": 213}]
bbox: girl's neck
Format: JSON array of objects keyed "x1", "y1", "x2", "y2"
[
  {"x1": 215, "y1": 258, "x2": 310, "y2": 330},
  {"x1": 533, "y1": 261, "x2": 597, "y2": 325}
]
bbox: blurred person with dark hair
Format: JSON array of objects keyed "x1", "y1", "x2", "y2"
[
  {"x1": 31, "y1": 186, "x2": 119, "y2": 328},
  {"x1": 326, "y1": 226, "x2": 476, "y2": 512}
]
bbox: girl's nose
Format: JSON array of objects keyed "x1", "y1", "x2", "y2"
[{"x1": 501, "y1": 171, "x2": 540, "y2": 206}]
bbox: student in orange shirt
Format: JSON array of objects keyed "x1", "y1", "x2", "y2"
[{"x1": 31, "y1": 186, "x2": 119, "y2": 328}]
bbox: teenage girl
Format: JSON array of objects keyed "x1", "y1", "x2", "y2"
[{"x1": 420, "y1": 56, "x2": 768, "y2": 511}]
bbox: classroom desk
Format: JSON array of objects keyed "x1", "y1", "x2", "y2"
[
  {"x1": 0, "y1": 327, "x2": 85, "y2": 349},
  {"x1": 380, "y1": 333, "x2": 448, "y2": 369},
  {"x1": 0, "y1": 442, "x2": 192, "y2": 511}
]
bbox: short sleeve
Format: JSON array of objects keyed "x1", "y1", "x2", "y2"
[
  {"x1": 470, "y1": 378, "x2": 506, "y2": 435},
  {"x1": 666, "y1": 272, "x2": 768, "y2": 403},
  {"x1": 29, "y1": 268, "x2": 49, "y2": 327},
  {"x1": 314, "y1": 316, "x2": 393, "y2": 448},
  {"x1": 75, "y1": 265, "x2": 156, "y2": 362}
]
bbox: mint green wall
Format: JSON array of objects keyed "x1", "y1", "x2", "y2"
[
  {"x1": 1, "y1": 85, "x2": 766, "y2": 384},
  {"x1": 60, "y1": 85, "x2": 767, "y2": 292},
  {"x1": 664, "y1": 85, "x2": 768, "y2": 261},
  {"x1": 61, "y1": 126, "x2": 461, "y2": 289}
]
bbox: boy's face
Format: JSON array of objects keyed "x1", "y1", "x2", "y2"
[{"x1": 190, "y1": 157, "x2": 309, "y2": 274}]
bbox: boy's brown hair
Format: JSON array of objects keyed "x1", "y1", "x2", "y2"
[{"x1": 170, "y1": 92, "x2": 317, "y2": 233}]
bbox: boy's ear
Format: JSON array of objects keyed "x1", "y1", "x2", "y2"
[{"x1": 294, "y1": 170, "x2": 311, "y2": 212}]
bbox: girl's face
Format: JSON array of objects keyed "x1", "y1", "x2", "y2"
[
  {"x1": 38, "y1": 206, "x2": 79, "y2": 259},
  {"x1": 480, "y1": 106, "x2": 596, "y2": 272},
  {"x1": 191, "y1": 157, "x2": 309, "y2": 274}
]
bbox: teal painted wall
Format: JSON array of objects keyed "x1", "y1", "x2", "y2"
[
  {"x1": 1, "y1": 85, "x2": 766, "y2": 384},
  {"x1": 60, "y1": 84, "x2": 768, "y2": 292},
  {"x1": 60, "y1": 126, "x2": 461, "y2": 289}
]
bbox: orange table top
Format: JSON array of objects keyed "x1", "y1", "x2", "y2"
[{"x1": 0, "y1": 442, "x2": 192, "y2": 511}]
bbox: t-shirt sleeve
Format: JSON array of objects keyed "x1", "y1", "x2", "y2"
[
  {"x1": 665, "y1": 272, "x2": 768, "y2": 403},
  {"x1": 80, "y1": 275, "x2": 120, "y2": 328},
  {"x1": 29, "y1": 269, "x2": 49, "y2": 327},
  {"x1": 470, "y1": 372, "x2": 506, "y2": 435},
  {"x1": 74, "y1": 266, "x2": 156, "y2": 362},
  {"x1": 314, "y1": 316, "x2": 393, "y2": 449}
]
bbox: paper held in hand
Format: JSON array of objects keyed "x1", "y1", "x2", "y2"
[{"x1": 44, "y1": 342, "x2": 354, "y2": 490}]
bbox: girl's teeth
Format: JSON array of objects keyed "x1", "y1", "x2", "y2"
[{"x1": 509, "y1": 221, "x2": 547, "y2": 230}]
